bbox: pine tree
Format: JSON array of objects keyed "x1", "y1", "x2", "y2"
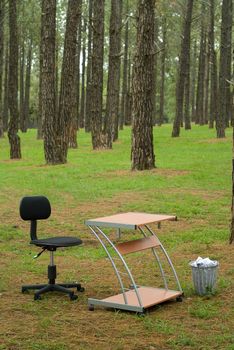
[
  {"x1": 8, "y1": 0, "x2": 21, "y2": 159},
  {"x1": 131, "y1": 0, "x2": 156, "y2": 170},
  {"x1": 172, "y1": 0, "x2": 194, "y2": 137}
]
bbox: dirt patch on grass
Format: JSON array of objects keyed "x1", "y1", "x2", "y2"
[
  {"x1": 102, "y1": 168, "x2": 190, "y2": 178},
  {"x1": 198, "y1": 137, "x2": 232, "y2": 144},
  {"x1": 170, "y1": 187, "x2": 227, "y2": 201}
]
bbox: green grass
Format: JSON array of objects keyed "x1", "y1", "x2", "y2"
[{"x1": 0, "y1": 124, "x2": 233, "y2": 350}]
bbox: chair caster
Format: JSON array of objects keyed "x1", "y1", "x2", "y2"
[
  {"x1": 77, "y1": 286, "x2": 85, "y2": 292},
  {"x1": 176, "y1": 296, "x2": 183, "y2": 302},
  {"x1": 34, "y1": 294, "x2": 42, "y2": 301},
  {"x1": 70, "y1": 293, "x2": 78, "y2": 301},
  {"x1": 89, "y1": 305, "x2": 94, "y2": 311}
]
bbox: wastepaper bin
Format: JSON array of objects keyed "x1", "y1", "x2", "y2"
[{"x1": 189, "y1": 261, "x2": 219, "y2": 296}]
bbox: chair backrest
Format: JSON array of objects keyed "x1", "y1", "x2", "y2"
[{"x1": 20, "y1": 196, "x2": 51, "y2": 221}]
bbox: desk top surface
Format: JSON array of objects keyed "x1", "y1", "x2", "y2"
[{"x1": 85, "y1": 212, "x2": 176, "y2": 229}]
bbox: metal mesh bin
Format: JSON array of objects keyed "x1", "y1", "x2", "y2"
[{"x1": 189, "y1": 262, "x2": 219, "y2": 296}]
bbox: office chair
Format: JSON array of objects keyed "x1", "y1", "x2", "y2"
[{"x1": 19, "y1": 195, "x2": 84, "y2": 300}]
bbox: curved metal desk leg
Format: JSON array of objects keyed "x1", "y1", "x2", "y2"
[
  {"x1": 95, "y1": 226, "x2": 143, "y2": 308},
  {"x1": 145, "y1": 225, "x2": 183, "y2": 293},
  {"x1": 88, "y1": 225, "x2": 128, "y2": 304},
  {"x1": 139, "y1": 226, "x2": 168, "y2": 290}
]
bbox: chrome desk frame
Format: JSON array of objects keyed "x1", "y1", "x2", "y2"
[{"x1": 86, "y1": 212, "x2": 183, "y2": 313}]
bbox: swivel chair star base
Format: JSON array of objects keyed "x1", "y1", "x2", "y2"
[
  {"x1": 20, "y1": 196, "x2": 84, "y2": 301},
  {"x1": 21, "y1": 250, "x2": 85, "y2": 301}
]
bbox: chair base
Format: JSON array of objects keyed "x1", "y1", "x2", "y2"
[{"x1": 22, "y1": 282, "x2": 84, "y2": 300}]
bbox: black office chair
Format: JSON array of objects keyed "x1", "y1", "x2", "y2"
[{"x1": 19, "y1": 196, "x2": 84, "y2": 300}]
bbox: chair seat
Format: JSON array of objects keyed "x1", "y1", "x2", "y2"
[{"x1": 31, "y1": 236, "x2": 82, "y2": 248}]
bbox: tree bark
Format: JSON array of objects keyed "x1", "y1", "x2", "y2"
[
  {"x1": 85, "y1": 0, "x2": 93, "y2": 133},
  {"x1": 204, "y1": 33, "x2": 210, "y2": 124},
  {"x1": 56, "y1": 0, "x2": 82, "y2": 163},
  {"x1": 41, "y1": 0, "x2": 57, "y2": 163},
  {"x1": 79, "y1": 17, "x2": 86, "y2": 129},
  {"x1": 172, "y1": 0, "x2": 193, "y2": 137},
  {"x1": 159, "y1": 17, "x2": 166, "y2": 126},
  {"x1": 131, "y1": 0, "x2": 156, "y2": 171},
  {"x1": 184, "y1": 66, "x2": 191, "y2": 130},
  {"x1": 90, "y1": 0, "x2": 106, "y2": 149},
  {"x1": 124, "y1": 53, "x2": 132, "y2": 126},
  {"x1": 23, "y1": 39, "x2": 32, "y2": 133},
  {"x1": 224, "y1": 0, "x2": 232, "y2": 128},
  {"x1": 104, "y1": 0, "x2": 122, "y2": 147},
  {"x1": 37, "y1": 6, "x2": 44, "y2": 140},
  {"x1": 190, "y1": 42, "x2": 197, "y2": 122},
  {"x1": 19, "y1": 39, "x2": 25, "y2": 132},
  {"x1": 209, "y1": 0, "x2": 218, "y2": 129},
  {"x1": 112, "y1": 0, "x2": 122, "y2": 142},
  {"x1": 153, "y1": 14, "x2": 159, "y2": 126},
  {"x1": 69, "y1": 13, "x2": 82, "y2": 148},
  {"x1": 0, "y1": 0, "x2": 4, "y2": 138},
  {"x1": 119, "y1": 0, "x2": 129, "y2": 130},
  {"x1": 217, "y1": 0, "x2": 232, "y2": 138},
  {"x1": 184, "y1": 10, "x2": 193, "y2": 131},
  {"x1": 195, "y1": 2, "x2": 206, "y2": 126},
  {"x1": 55, "y1": 36, "x2": 59, "y2": 118},
  {"x1": 8, "y1": 0, "x2": 21, "y2": 159},
  {"x1": 3, "y1": 40, "x2": 8, "y2": 132}
]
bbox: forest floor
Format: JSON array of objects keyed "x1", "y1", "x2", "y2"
[{"x1": 0, "y1": 125, "x2": 233, "y2": 350}]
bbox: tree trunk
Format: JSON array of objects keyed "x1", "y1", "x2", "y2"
[
  {"x1": 125, "y1": 53, "x2": 132, "y2": 126},
  {"x1": 195, "y1": 3, "x2": 206, "y2": 126},
  {"x1": 19, "y1": 39, "x2": 25, "y2": 132},
  {"x1": 56, "y1": 0, "x2": 82, "y2": 163},
  {"x1": 184, "y1": 66, "x2": 191, "y2": 130},
  {"x1": 153, "y1": 14, "x2": 159, "y2": 126},
  {"x1": 69, "y1": 12, "x2": 82, "y2": 148},
  {"x1": 104, "y1": 0, "x2": 122, "y2": 148},
  {"x1": 37, "y1": 7, "x2": 44, "y2": 140},
  {"x1": 41, "y1": 0, "x2": 57, "y2": 164},
  {"x1": 209, "y1": 0, "x2": 218, "y2": 129},
  {"x1": 131, "y1": 0, "x2": 156, "y2": 171},
  {"x1": 190, "y1": 42, "x2": 197, "y2": 122},
  {"x1": 172, "y1": 0, "x2": 194, "y2": 137},
  {"x1": 85, "y1": 0, "x2": 93, "y2": 133},
  {"x1": 224, "y1": 0, "x2": 232, "y2": 128},
  {"x1": 204, "y1": 33, "x2": 210, "y2": 124},
  {"x1": 184, "y1": 10, "x2": 193, "y2": 132},
  {"x1": 217, "y1": 0, "x2": 232, "y2": 138},
  {"x1": 119, "y1": 0, "x2": 129, "y2": 130},
  {"x1": 8, "y1": 0, "x2": 21, "y2": 159},
  {"x1": 0, "y1": 0, "x2": 4, "y2": 138},
  {"x1": 3, "y1": 40, "x2": 8, "y2": 132},
  {"x1": 79, "y1": 17, "x2": 86, "y2": 129},
  {"x1": 112, "y1": 0, "x2": 122, "y2": 142},
  {"x1": 90, "y1": 0, "x2": 106, "y2": 149},
  {"x1": 23, "y1": 39, "x2": 32, "y2": 132},
  {"x1": 55, "y1": 37, "x2": 59, "y2": 118},
  {"x1": 159, "y1": 17, "x2": 166, "y2": 126}
]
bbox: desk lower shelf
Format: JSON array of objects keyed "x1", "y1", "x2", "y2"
[{"x1": 88, "y1": 287, "x2": 182, "y2": 313}]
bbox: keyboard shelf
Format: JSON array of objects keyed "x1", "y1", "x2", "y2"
[{"x1": 116, "y1": 236, "x2": 160, "y2": 255}]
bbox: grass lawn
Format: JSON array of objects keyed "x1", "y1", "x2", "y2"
[{"x1": 0, "y1": 125, "x2": 233, "y2": 350}]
